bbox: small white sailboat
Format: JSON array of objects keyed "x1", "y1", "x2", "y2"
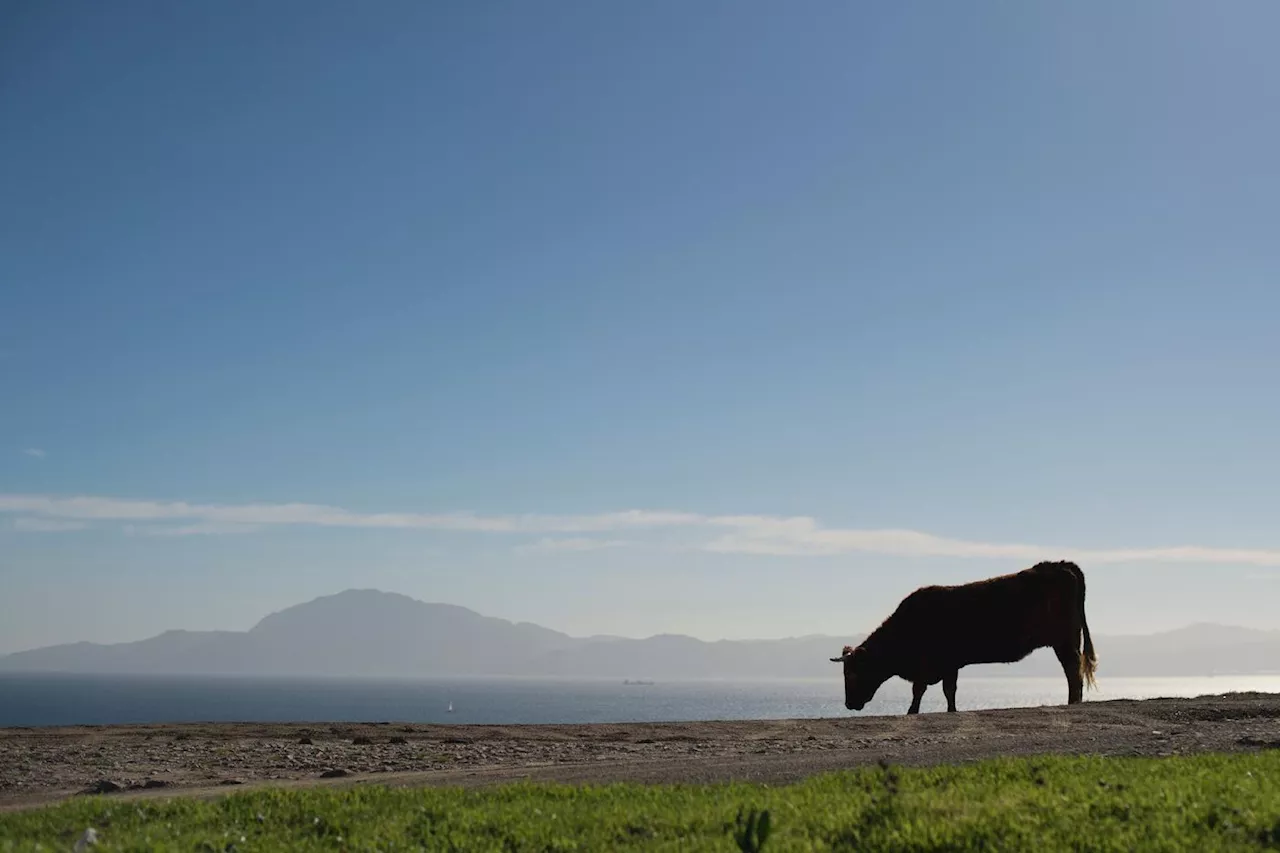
[{"x1": 447, "y1": 701, "x2": 454, "y2": 714}]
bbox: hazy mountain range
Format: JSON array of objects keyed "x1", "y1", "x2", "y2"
[{"x1": 1, "y1": 589, "x2": 1277, "y2": 680}]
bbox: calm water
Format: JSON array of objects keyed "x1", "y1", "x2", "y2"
[{"x1": 2, "y1": 673, "x2": 1278, "y2": 728}]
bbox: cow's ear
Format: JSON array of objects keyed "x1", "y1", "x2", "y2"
[{"x1": 829, "y1": 656, "x2": 844, "y2": 663}]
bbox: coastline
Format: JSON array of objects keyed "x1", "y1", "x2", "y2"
[{"x1": 2, "y1": 692, "x2": 1278, "y2": 812}]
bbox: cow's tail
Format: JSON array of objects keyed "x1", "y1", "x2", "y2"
[{"x1": 1065, "y1": 561, "x2": 1098, "y2": 690}]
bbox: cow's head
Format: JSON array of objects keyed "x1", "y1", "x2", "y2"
[{"x1": 830, "y1": 644, "x2": 887, "y2": 711}]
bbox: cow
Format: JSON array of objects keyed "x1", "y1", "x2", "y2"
[{"x1": 830, "y1": 560, "x2": 1097, "y2": 715}]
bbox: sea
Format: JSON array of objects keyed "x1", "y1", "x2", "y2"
[{"x1": 3, "y1": 673, "x2": 1279, "y2": 728}]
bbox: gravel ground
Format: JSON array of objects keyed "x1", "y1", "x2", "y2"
[{"x1": 2, "y1": 692, "x2": 1278, "y2": 811}]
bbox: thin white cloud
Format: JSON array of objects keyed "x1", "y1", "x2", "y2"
[
  {"x1": 124, "y1": 522, "x2": 262, "y2": 537},
  {"x1": 518, "y1": 537, "x2": 633, "y2": 553},
  {"x1": 703, "y1": 523, "x2": 1280, "y2": 566},
  {"x1": 12, "y1": 517, "x2": 87, "y2": 533},
  {"x1": 2, "y1": 492, "x2": 1280, "y2": 566},
  {"x1": 0, "y1": 494, "x2": 699, "y2": 533},
  {"x1": 22, "y1": 448, "x2": 46, "y2": 459}
]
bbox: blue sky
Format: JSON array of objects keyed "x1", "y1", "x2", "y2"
[{"x1": 3, "y1": 1, "x2": 1280, "y2": 654}]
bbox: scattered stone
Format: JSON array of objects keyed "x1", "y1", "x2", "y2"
[
  {"x1": 220, "y1": 779, "x2": 245, "y2": 786},
  {"x1": 352, "y1": 736, "x2": 374, "y2": 745},
  {"x1": 81, "y1": 780, "x2": 123, "y2": 795},
  {"x1": 137, "y1": 779, "x2": 170, "y2": 790},
  {"x1": 319, "y1": 768, "x2": 351, "y2": 779},
  {"x1": 389, "y1": 736, "x2": 408, "y2": 745},
  {"x1": 298, "y1": 736, "x2": 314, "y2": 745}
]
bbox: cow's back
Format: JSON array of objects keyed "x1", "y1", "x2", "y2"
[{"x1": 890, "y1": 563, "x2": 1078, "y2": 669}]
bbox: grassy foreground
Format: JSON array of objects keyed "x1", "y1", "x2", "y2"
[{"x1": 3, "y1": 753, "x2": 1280, "y2": 851}]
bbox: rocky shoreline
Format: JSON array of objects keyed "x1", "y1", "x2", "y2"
[{"x1": 2, "y1": 692, "x2": 1278, "y2": 811}]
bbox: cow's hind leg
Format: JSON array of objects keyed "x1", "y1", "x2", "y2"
[
  {"x1": 942, "y1": 669, "x2": 959, "y2": 712},
  {"x1": 1054, "y1": 643, "x2": 1084, "y2": 704},
  {"x1": 908, "y1": 681, "x2": 927, "y2": 714}
]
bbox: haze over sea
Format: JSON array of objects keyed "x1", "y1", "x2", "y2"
[{"x1": 4, "y1": 673, "x2": 1279, "y2": 729}]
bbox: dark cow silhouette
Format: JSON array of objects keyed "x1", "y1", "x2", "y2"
[{"x1": 831, "y1": 560, "x2": 1097, "y2": 714}]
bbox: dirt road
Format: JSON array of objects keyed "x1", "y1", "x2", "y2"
[{"x1": 2, "y1": 692, "x2": 1278, "y2": 812}]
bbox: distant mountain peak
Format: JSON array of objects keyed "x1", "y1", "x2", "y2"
[
  {"x1": 328, "y1": 588, "x2": 415, "y2": 599},
  {"x1": 295, "y1": 588, "x2": 436, "y2": 607},
  {"x1": 248, "y1": 588, "x2": 484, "y2": 634},
  {"x1": 1156, "y1": 622, "x2": 1270, "y2": 638}
]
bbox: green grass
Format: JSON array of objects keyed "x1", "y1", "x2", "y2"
[{"x1": 3, "y1": 752, "x2": 1280, "y2": 851}]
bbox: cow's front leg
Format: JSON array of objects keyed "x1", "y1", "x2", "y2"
[
  {"x1": 942, "y1": 669, "x2": 959, "y2": 712},
  {"x1": 908, "y1": 681, "x2": 927, "y2": 714}
]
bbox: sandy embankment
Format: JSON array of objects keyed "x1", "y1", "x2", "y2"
[{"x1": 2, "y1": 693, "x2": 1278, "y2": 812}]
